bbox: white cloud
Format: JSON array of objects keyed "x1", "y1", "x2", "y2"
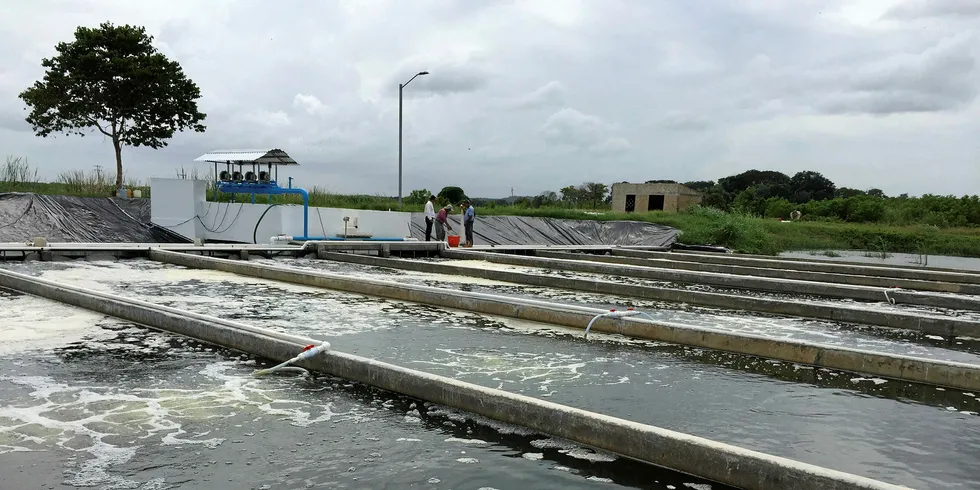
[
  {"x1": 589, "y1": 136, "x2": 632, "y2": 154},
  {"x1": 292, "y1": 94, "x2": 330, "y2": 116},
  {"x1": 0, "y1": 0, "x2": 977, "y2": 197},
  {"x1": 499, "y1": 81, "x2": 566, "y2": 110},
  {"x1": 240, "y1": 110, "x2": 291, "y2": 128}
]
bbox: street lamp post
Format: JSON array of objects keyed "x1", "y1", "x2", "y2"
[{"x1": 398, "y1": 70, "x2": 429, "y2": 209}]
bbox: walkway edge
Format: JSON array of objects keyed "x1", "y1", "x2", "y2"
[
  {"x1": 600, "y1": 249, "x2": 980, "y2": 294},
  {"x1": 0, "y1": 267, "x2": 910, "y2": 490},
  {"x1": 148, "y1": 249, "x2": 980, "y2": 392},
  {"x1": 449, "y1": 249, "x2": 980, "y2": 312},
  {"x1": 618, "y1": 249, "x2": 980, "y2": 284}
]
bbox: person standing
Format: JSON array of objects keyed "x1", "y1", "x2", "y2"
[
  {"x1": 434, "y1": 204, "x2": 453, "y2": 241},
  {"x1": 462, "y1": 200, "x2": 475, "y2": 247},
  {"x1": 423, "y1": 195, "x2": 436, "y2": 241}
]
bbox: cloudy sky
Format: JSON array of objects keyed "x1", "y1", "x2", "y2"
[{"x1": 1, "y1": 0, "x2": 978, "y2": 198}]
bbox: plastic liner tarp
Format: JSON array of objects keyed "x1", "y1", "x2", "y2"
[
  {"x1": 409, "y1": 213, "x2": 679, "y2": 247},
  {"x1": 0, "y1": 192, "x2": 187, "y2": 243}
]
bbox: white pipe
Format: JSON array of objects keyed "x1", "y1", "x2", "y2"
[
  {"x1": 253, "y1": 342, "x2": 332, "y2": 376},
  {"x1": 585, "y1": 309, "x2": 655, "y2": 339}
]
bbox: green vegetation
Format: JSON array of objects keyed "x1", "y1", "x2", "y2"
[
  {"x1": 4, "y1": 156, "x2": 980, "y2": 257},
  {"x1": 0, "y1": 156, "x2": 148, "y2": 197},
  {"x1": 19, "y1": 22, "x2": 206, "y2": 189},
  {"x1": 468, "y1": 206, "x2": 980, "y2": 258}
]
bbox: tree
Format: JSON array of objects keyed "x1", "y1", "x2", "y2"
[
  {"x1": 836, "y1": 187, "x2": 866, "y2": 199},
  {"x1": 683, "y1": 180, "x2": 716, "y2": 192},
  {"x1": 532, "y1": 191, "x2": 558, "y2": 208},
  {"x1": 789, "y1": 170, "x2": 836, "y2": 203},
  {"x1": 580, "y1": 182, "x2": 609, "y2": 209},
  {"x1": 700, "y1": 184, "x2": 732, "y2": 211},
  {"x1": 437, "y1": 186, "x2": 466, "y2": 204},
  {"x1": 406, "y1": 189, "x2": 432, "y2": 205},
  {"x1": 559, "y1": 185, "x2": 583, "y2": 205},
  {"x1": 19, "y1": 22, "x2": 206, "y2": 189},
  {"x1": 718, "y1": 170, "x2": 791, "y2": 195}
]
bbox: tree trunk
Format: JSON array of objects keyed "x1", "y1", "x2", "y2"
[{"x1": 112, "y1": 137, "x2": 123, "y2": 190}]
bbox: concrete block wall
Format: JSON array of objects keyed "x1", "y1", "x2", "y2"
[
  {"x1": 611, "y1": 182, "x2": 702, "y2": 213},
  {"x1": 150, "y1": 178, "x2": 412, "y2": 243}
]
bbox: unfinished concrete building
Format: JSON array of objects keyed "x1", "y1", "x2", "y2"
[{"x1": 611, "y1": 182, "x2": 702, "y2": 213}]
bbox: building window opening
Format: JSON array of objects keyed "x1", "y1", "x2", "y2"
[{"x1": 648, "y1": 194, "x2": 665, "y2": 211}]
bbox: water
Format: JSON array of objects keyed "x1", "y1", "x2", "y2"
[
  {"x1": 0, "y1": 289, "x2": 724, "y2": 490},
  {"x1": 781, "y1": 250, "x2": 980, "y2": 272},
  {"x1": 3, "y1": 259, "x2": 980, "y2": 488},
  {"x1": 424, "y1": 257, "x2": 980, "y2": 322},
  {"x1": 259, "y1": 257, "x2": 980, "y2": 364}
]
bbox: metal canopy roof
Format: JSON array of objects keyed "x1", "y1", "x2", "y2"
[{"x1": 194, "y1": 149, "x2": 299, "y2": 165}]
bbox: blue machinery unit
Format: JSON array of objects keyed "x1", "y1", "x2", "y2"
[{"x1": 194, "y1": 149, "x2": 405, "y2": 242}]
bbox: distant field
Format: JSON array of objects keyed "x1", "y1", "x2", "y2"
[{"x1": 3, "y1": 157, "x2": 980, "y2": 257}]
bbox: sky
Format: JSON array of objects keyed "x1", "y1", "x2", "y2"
[{"x1": 0, "y1": 0, "x2": 978, "y2": 198}]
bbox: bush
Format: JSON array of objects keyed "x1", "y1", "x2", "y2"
[{"x1": 764, "y1": 198, "x2": 794, "y2": 219}]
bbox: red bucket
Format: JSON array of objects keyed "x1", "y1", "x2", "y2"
[{"x1": 447, "y1": 235, "x2": 461, "y2": 247}]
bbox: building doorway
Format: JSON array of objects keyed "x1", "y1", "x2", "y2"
[
  {"x1": 648, "y1": 194, "x2": 665, "y2": 211},
  {"x1": 625, "y1": 194, "x2": 636, "y2": 213}
]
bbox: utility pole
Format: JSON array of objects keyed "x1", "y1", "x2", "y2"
[{"x1": 398, "y1": 70, "x2": 430, "y2": 209}]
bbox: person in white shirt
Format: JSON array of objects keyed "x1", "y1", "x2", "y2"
[{"x1": 423, "y1": 195, "x2": 437, "y2": 241}]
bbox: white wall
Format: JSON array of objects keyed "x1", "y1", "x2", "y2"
[
  {"x1": 150, "y1": 178, "x2": 413, "y2": 243},
  {"x1": 199, "y1": 202, "x2": 283, "y2": 243},
  {"x1": 283, "y1": 206, "x2": 413, "y2": 239},
  {"x1": 150, "y1": 178, "x2": 207, "y2": 239}
]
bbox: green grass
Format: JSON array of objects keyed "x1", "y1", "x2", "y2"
[
  {"x1": 4, "y1": 155, "x2": 980, "y2": 257},
  {"x1": 0, "y1": 155, "x2": 148, "y2": 197}
]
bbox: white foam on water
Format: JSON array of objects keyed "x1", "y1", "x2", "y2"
[
  {"x1": 444, "y1": 437, "x2": 489, "y2": 445},
  {"x1": 0, "y1": 356, "x2": 365, "y2": 488},
  {"x1": 424, "y1": 405, "x2": 536, "y2": 436},
  {"x1": 564, "y1": 447, "x2": 618, "y2": 462},
  {"x1": 529, "y1": 437, "x2": 618, "y2": 462},
  {"x1": 0, "y1": 295, "x2": 123, "y2": 355},
  {"x1": 455, "y1": 457, "x2": 479, "y2": 463},
  {"x1": 850, "y1": 377, "x2": 888, "y2": 385},
  {"x1": 586, "y1": 476, "x2": 613, "y2": 483},
  {"x1": 522, "y1": 452, "x2": 544, "y2": 460},
  {"x1": 412, "y1": 348, "x2": 589, "y2": 394},
  {"x1": 684, "y1": 483, "x2": 713, "y2": 490}
]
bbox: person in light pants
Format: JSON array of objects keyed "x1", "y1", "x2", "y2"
[{"x1": 423, "y1": 195, "x2": 436, "y2": 241}]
